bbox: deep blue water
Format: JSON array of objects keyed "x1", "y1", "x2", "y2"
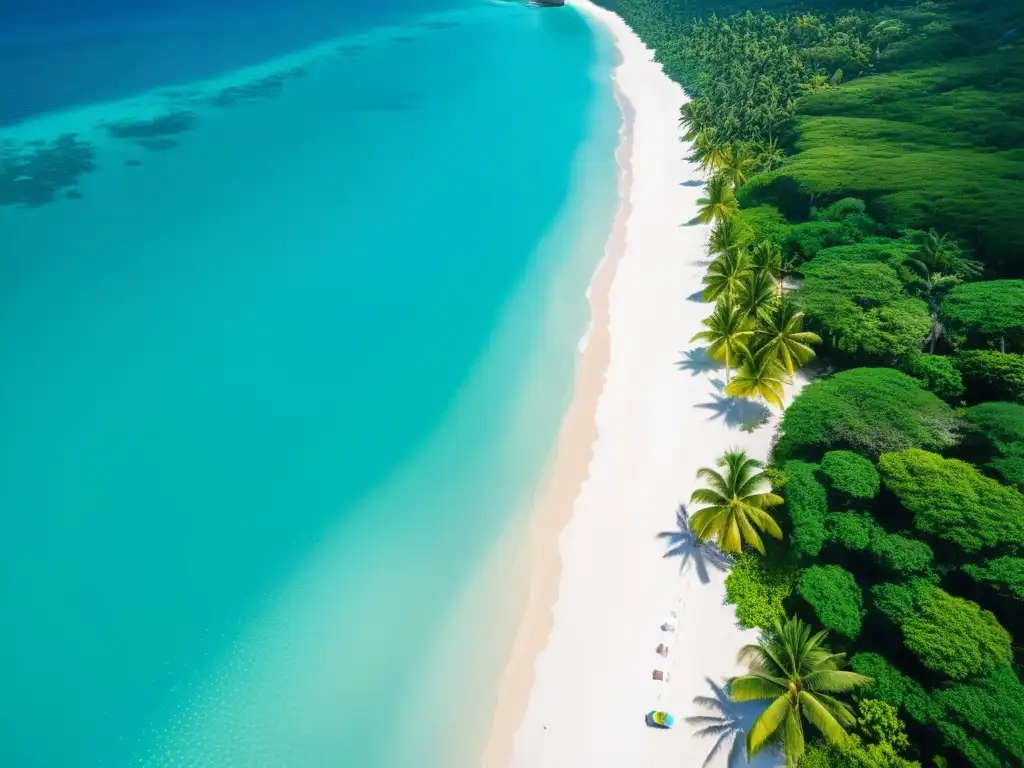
[{"x1": 0, "y1": 1, "x2": 620, "y2": 766}]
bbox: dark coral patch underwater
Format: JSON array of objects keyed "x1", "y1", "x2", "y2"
[
  {"x1": 105, "y1": 110, "x2": 199, "y2": 139},
  {"x1": 0, "y1": 133, "x2": 97, "y2": 207}
]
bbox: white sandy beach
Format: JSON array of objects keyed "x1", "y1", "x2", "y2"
[{"x1": 483, "y1": 2, "x2": 800, "y2": 766}]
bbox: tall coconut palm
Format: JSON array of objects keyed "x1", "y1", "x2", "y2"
[
  {"x1": 679, "y1": 101, "x2": 707, "y2": 143},
  {"x1": 725, "y1": 345, "x2": 788, "y2": 409},
  {"x1": 692, "y1": 130, "x2": 731, "y2": 174},
  {"x1": 908, "y1": 262, "x2": 961, "y2": 353},
  {"x1": 737, "y1": 269, "x2": 776, "y2": 320},
  {"x1": 708, "y1": 217, "x2": 752, "y2": 259},
  {"x1": 689, "y1": 449, "x2": 783, "y2": 554},
  {"x1": 703, "y1": 249, "x2": 753, "y2": 303},
  {"x1": 754, "y1": 136, "x2": 786, "y2": 172},
  {"x1": 756, "y1": 298, "x2": 821, "y2": 381},
  {"x1": 695, "y1": 174, "x2": 739, "y2": 224},
  {"x1": 690, "y1": 298, "x2": 754, "y2": 382},
  {"x1": 720, "y1": 143, "x2": 758, "y2": 189},
  {"x1": 731, "y1": 616, "x2": 873, "y2": 767},
  {"x1": 750, "y1": 241, "x2": 783, "y2": 295}
]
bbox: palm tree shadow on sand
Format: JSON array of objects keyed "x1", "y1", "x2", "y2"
[
  {"x1": 657, "y1": 506, "x2": 732, "y2": 584},
  {"x1": 675, "y1": 347, "x2": 722, "y2": 376},
  {"x1": 695, "y1": 379, "x2": 771, "y2": 429},
  {"x1": 687, "y1": 677, "x2": 782, "y2": 768}
]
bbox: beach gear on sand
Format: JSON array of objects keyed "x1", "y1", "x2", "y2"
[
  {"x1": 652, "y1": 669, "x2": 670, "y2": 682},
  {"x1": 646, "y1": 710, "x2": 675, "y2": 728},
  {"x1": 656, "y1": 643, "x2": 669, "y2": 657}
]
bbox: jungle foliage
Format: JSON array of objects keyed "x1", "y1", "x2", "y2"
[{"x1": 593, "y1": 0, "x2": 1024, "y2": 765}]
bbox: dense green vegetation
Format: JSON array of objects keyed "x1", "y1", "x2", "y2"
[{"x1": 595, "y1": 0, "x2": 1024, "y2": 764}]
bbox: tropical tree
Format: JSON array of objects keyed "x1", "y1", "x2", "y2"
[
  {"x1": 692, "y1": 129, "x2": 730, "y2": 173},
  {"x1": 908, "y1": 263, "x2": 960, "y2": 353},
  {"x1": 754, "y1": 136, "x2": 786, "y2": 172},
  {"x1": 689, "y1": 450, "x2": 783, "y2": 554},
  {"x1": 909, "y1": 228, "x2": 982, "y2": 279},
  {"x1": 731, "y1": 616, "x2": 873, "y2": 766},
  {"x1": 737, "y1": 269, "x2": 777, "y2": 320},
  {"x1": 703, "y1": 249, "x2": 753, "y2": 302},
  {"x1": 720, "y1": 142, "x2": 758, "y2": 188},
  {"x1": 750, "y1": 241, "x2": 784, "y2": 295},
  {"x1": 725, "y1": 346, "x2": 788, "y2": 409},
  {"x1": 679, "y1": 101, "x2": 708, "y2": 143},
  {"x1": 695, "y1": 174, "x2": 739, "y2": 223},
  {"x1": 756, "y1": 298, "x2": 822, "y2": 381},
  {"x1": 708, "y1": 216, "x2": 752, "y2": 259},
  {"x1": 691, "y1": 298, "x2": 755, "y2": 381}
]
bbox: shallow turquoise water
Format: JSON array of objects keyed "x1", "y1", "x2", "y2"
[{"x1": 0, "y1": 2, "x2": 619, "y2": 766}]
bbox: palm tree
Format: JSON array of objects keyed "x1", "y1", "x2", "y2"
[
  {"x1": 750, "y1": 241, "x2": 783, "y2": 296},
  {"x1": 690, "y1": 298, "x2": 754, "y2": 382},
  {"x1": 910, "y1": 228, "x2": 982, "y2": 279},
  {"x1": 703, "y1": 249, "x2": 753, "y2": 303},
  {"x1": 907, "y1": 261, "x2": 961, "y2": 353},
  {"x1": 708, "y1": 217, "x2": 752, "y2": 259},
  {"x1": 689, "y1": 449, "x2": 783, "y2": 554},
  {"x1": 720, "y1": 143, "x2": 758, "y2": 188},
  {"x1": 756, "y1": 298, "x2": 821, "y2": 381},
  {"x1": 692, "y1": 129, "x2": 731, "y2": 174},
  {"x1": 737, "y1": 269, "x2": 776, "y2": 320},
  {"x1": 731, "y1": 616, "x2": 873, "y2": 767},
  {"x1": 695, "y1": 174, "x2": 739, "y2": 223},
  {"x1": 725, "y1": 346, "x2": 788, "y2": 409},
  {"x1": 754, "y1": 136, "x2": 786, "y2": 172},
  {"x1": 679, "y1": 101, "x2": 707, "y2": 143}
]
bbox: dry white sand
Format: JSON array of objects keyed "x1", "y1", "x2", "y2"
[{"x1": 483, "y1": 2, "x2": 801, "y2": 766}]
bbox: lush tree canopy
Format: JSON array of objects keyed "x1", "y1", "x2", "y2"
[
  {"x1": 963, "y1": 402, "x2": 1024, "y2": 488},
  {"x1": 873, "y1": 581, "x2": 1013, "y2": 681},
  {"x1": 796, "y1": 261, "x2": 930, "y2": 364},
  {"x1": 940, "y1": 280, "x2": 1024, "y2": 352},
  {"x1": 869, "y1": 531, "x2": 934, "y2": 576},
  {"x1": 878, "y1": 449, "x2": 1024, "y2": 552},
  {"x1": 962, "y1": 556, "x2": 1024, "y2": 601},
  {"x1": 820, "y1": 450, "x2": 880, "y2": 499},
  {"x1": 798, "y1": 564, "x2": 864, "y2": 638},
  {"x1": 774, "y1": 368, "x2": 960, "y2": 461},
  {"x1": 783, "y1": 460, "x2": 828, "y2": 557},
  {"x1": 954, "y1": 350, "x2": 1024, "y2": 404},
  {"x1": 828, "y1": 511, "x2": 874, "y2": 551},
  {"x1": 724, "y1": 550, "x2": 795, "y2": 630},
  {"x1": 904, "y1": 354, "x2": 964, "y2": 400}
]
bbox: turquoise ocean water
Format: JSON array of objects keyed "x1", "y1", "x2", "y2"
[{"x1": 0, "y1": 1, "x2": 620, "y2": 765}]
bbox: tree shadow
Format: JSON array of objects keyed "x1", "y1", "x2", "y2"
[
  {"x1": 683, "y1": 215, "x2": 704, "y2": 227},
  {"x1": 681, "y1": 180, "x2": 705, "y2": 187},
  {"x1": 687, "y1": 289, "x2": 708, "y2": 303},
  {"x1": 687, "y1": 678, "x2": 782, "y2": 768},
  {"x1": 657, "y1": 506, "x2": 732, "y2": 584},
  {"x1": 675, "y1": 347, "x2": 722, "y2": 376},
  {"x1": 695, "y1": 390, "x2": 771, "y2": 429}
]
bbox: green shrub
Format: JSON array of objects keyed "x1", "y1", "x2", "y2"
[
  {"x1": 940, "y1": 280, "x2": 1024, "y2": 352},
  {"x1": 858, "y1": 698, "x2": 911, "y2": 751},
  {"x1": 774, "y1": 368, "x2": 960, "y2": 460},
  {"x1": 964, "y1": 401, "x2": 1024, "y2": 487},
  {"x1": 904, "y1": 354, "x2": 964, "y2": 399},
  {"x1": 869, "y1": 531, "x2": 934, "y2": 575},
  {"x1": 829, "y1": 511, "x2": 875, "y2": 551},
  {"x1": 821, "y1": 450, "x2": 881, "y2": 499},
  {"x1": 954, "y1": 350, "x2": 1024, "y2": 404},
  {"x1": 801, "y1": 737, "x2": 920, "y2": 768},
  {"x1": 796, "y1": 261, "x2": 930, "y2": 364},
  {"x1": 736, "y1": 204, "x2": 789, "y2": 247},
  {"x1": 878, "y1": 449, "x2": 1024, "y2": 552},
  {"x1": 873, "y1": 580, "x2": 1013, "y2": 680},
  {"x1": 798, "y1": 564, "x2": 865, "y2": 638},
  {"x1": 784, "y1": 460, "x2": 828, "y2": 558},
  {"x1": 931, "y1": 665, "x2": 1024, "y2": 767},
  {"x1": 724, "y1": 550, "x2": 796, "y2": 631},
  {"x1": 962, "y1": 556, "x2": 1024, "y2": 601}
]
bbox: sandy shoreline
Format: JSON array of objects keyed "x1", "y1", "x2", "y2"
[
  {"x1": 480, "y1": 50, "x2": 637, "y2": 768},
  {"x1": 482, "y1": 2, "x2": 798, "y2": 766}
]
